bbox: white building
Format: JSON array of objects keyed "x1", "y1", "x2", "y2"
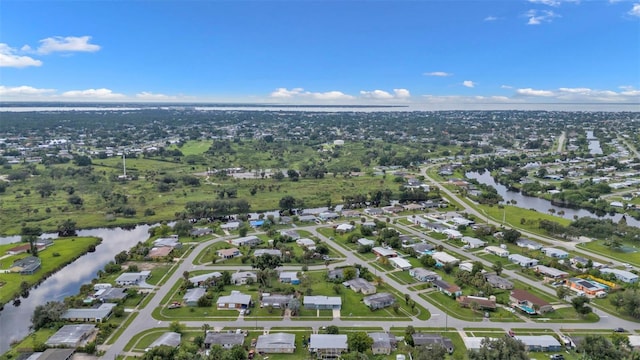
[
  {"x1": 431, "y1": 251, "x2": 460, "y2": 266},
  {"x1": 389, "y1": 257, "x2": 412, "y2": 270},
  {"x1": 601, "y1": 268, "x2": 639, "y2": 283}
]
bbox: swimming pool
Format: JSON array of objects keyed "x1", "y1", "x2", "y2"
[{"x1": 516, "y1": 305, "x2": 536, "y2": 315}]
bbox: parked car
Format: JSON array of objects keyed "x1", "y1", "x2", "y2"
[
  {"x1": 550, "y1": 355, "x2": 564, "y2": 360},
  {"x1": 614, "y1": 328, "x2": 627, "y2": 333}
]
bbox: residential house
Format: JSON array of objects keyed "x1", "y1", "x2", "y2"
[
  {"x1": 412, "y1": 242, "x2": 435, "y2": 255},
  {"x1": 451, "y1": 217, "x2": 474, "y2": 227},
  {"x1": 296, "y1": 238, "x2": 316, "y2": 250},
  {"x1": 541, "y1": 248, "x2": 569, "y2": 259},
  {"x1": 148, "y1": 332, "x2": 182, "y2": 349},
  {"x1": 309, "y1": 334, "x2": 348, "y2": 359},
  {"x1": 336, "y1": 223, "x2": 355, "y2": 232},
  {"x1": 10, "y1": 256, "x2": 41, "y2": 274},
  {"x1": 382, "y1": 205, "x2": 403, "y2": 214},
  {"x1": 457, "y1": 295, "x2": 497, "y2": 310},
  {"x1": 61, "y1": 303, "x2": 116, "y2": 323},
  {"x1": 510, "y1": 289, "x2": 553, "y2": 314},
  {"x1": 565, "y1": 277, "x2": 605, "y2": 297},
  {"x1": 485, "y1": 246, "x2": 509, "y2": 257},
  {"x1": 303, "y1": 296, "x2": 341, "y2": 310},
  {"x1": 412, "y1": 334, "x2": 454, "y2": 354},
  {"x1": 33, "y1": 349, "x2": 75, "y2": 360},
  {"x1": 183, "y1": 287, "x2": 206, "y2": 306},
  {"x1": 508, "y1": 254, "x2": 539, "y2": 268},
  {"x1": 422, "y1": 222, "x2": 448, "y2": 233},
  {"x1": 279, "y1": 271, "x2": 300, "y2": 285},
  {"x1": 409, "y1": 268, "x2": 441, "y2": 282},
  {"x1": 190, "y1": 228, "x2": 213, "y2": 237},
  {"x1": 372, "y1": 247, "x2": 397, "y2": 258},
  {"x1": 45, "y1": 324, "x2": 96, "y2": 348},
  {"x1": 254, "y1": 249, "x2": 282, "y2": 257},
  {"x1": 363, "y1": 293, "x2": 396, "y2": 310},
  {"x1": 515, "y1": 238, "x2": 543, "y2": 250},
  {"x1": 147, "y1": 246, "x2": 173, "y2": 259},
  {"x1": 220, "y1": 221, "x2": 240, "y2": 231},
  {"x1": 364, "y1": 208, "x2": 384, "y2": 216},
  {"x1": 442, "y1": 229, "x2": 463, "y2": 239},
  {"x1": 261, "y1": 294, "x2": 294, "y2": 309},
  {"x1": 231, "y1": 271, "x2": 257, "y2": 285},
  {"x1": 516, "y1": 335, "x2": 562, "y2": 352},
  {"x1": 319, "y1": 212, "x2": 340, "y2": 221},
  {"x1": 217, "y1": 291, "x2": 252, "y2": 310},
  {"x1": 230, "y1": 235, "x2": 261, "y2": 247},
  {"x1": 6, "y1": 243, "x2": 46, "y2": 256},
  {"x1": 344, "y1": 278, "x2": 377, "y2": 295},
  {"x1": 431, "y1": 252, "x2": 460, "y2": 266},
  {"x1": 204, "y1": 332, "x2": 244, "y2": 349},
  {"x1": 461, "y1": 236, "x2": 487, "y2": 248},
  {"x1": 298, "y1": 215, "x2": 318, "y2": 223},
  {"x1": 484, "y1": 274, "x2": 514, "y2": 290},
  {"x1": 458, "y1": 262, "x2": 476, "y2": 273},
  {"x1": 327, "y1": 267, "x2": 359, "y2": 280},
  {"x1": 534, "y1": 265, "x2": 568, "y2": 279},
  {"x1": 153, "y1": 235, "x2": 182, "y2": 249},
  {"x1": 115, "y1": 271, "x2": 151, "y2": 286},
  {"x1": 389, "y1": 257, "x2": 412, "y2": 270},
  {"x1": 217, "y1": 248, "x2": 241, "y2": 259},
  {"x1": 357, "y1": 238, "x2": 375, "y2": 247},
  {"x1": 601, "y1": 268, "x2": 639, "y2": 283},
  {"x1": 280, "y1": 229, "x2": 300, "y2": 240},
  {"x1": 368, "y1": 332, "x2": 397, "y2": 355},
  {"x1": 188, "y1": 272, "x2": 222, "y2": 287},
  {"x1": 256, "y1": 333, "x2": 296, "y2": 354},
  {"x1": 432, "y1": 279, "x2": 462, "y2": 297},
  {"x1": 94, "y1": 287, "x2": 128, "y2": 302}
]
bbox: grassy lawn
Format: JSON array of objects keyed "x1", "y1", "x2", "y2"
[
  {"x1": 0, "y1": 328, "x2": 57, "y2": 360},
  {"x1": 535, "y1": 307, "x2": 599, "y2": 323},
  {"x1": 144, "y1": 265, "x2": 173, "y2": 285},
  {"x1": 577, "y1": 240, "x2": 640, "y2": 267},
  {"x1": 0, "y1": 236, "x2": 101, "y2": 306},
  {"x1": 422, "y1": 291, "x2": 522, "y2": 322}
]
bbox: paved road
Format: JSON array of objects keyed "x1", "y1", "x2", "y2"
[
  {"x1": 101, "y1": 218, "x2": 636, "y2": 359},
  {"x1": 557, "y1": 131, "x2": 566, "y2": 153}
]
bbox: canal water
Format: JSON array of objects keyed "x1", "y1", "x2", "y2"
[
  {"x1": 465, "y1": 171, "x2": 640, "y2": 228},
  {"x1": 0, "y1": 225, "x2": 152, "y2": 354}
]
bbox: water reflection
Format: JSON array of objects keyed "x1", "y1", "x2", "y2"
[
  {"x1": 466, "y1": 171, "x2": 640, "y2": 228},
  {"x1": 0, "y1": 225, "x2": 152, "y2": 354}
]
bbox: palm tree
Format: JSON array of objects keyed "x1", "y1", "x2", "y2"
[{"x1": 202, "y1": 323, "x2": 210, "y2": 336}]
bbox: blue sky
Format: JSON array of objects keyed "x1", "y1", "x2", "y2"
[{"x1": 1, "y1": 0, "x2": 639, "y2": 105}]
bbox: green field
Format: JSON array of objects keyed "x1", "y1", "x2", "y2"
[
  {"x1": 577, "y1": 240, "x2": 640, "y2": 267},
  {"x1": 0, "y1": 236, "x2": 101, "y2": 306}
]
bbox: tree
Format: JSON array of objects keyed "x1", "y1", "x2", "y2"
[
  {"x1": 348, "y1": 331, "x2": 374, "y2": 353},
  {"x1": 414, "y1": 343, "x2": 447, "y2": 360},
  {"x1": 288, "y1": 298, "x2": 301, "y2": 316},
  {"x1": 252, "y1": 253, "x2": 282, "y2": 270},
  {"x1": 502, "y1": 229, "x2": 521, "y2": 243},
  {"x1": 577, "y1": 334, "x2": 622, "y2": 360},
  {"x1": 492, "y1": 261, "x2": 503, "y2": 276},
  {"x1": 74, "y1": 155, "x2": 92, "y2": 166},
  {"x1": 279, "y1": 195, "x2": 303, "y2": 213},
  {"x1": 287, "y1": 169, "x2": 299, "y2": 182},
  {"x1": 173, "y1": 220, "x2": 193, "y2": 236},
  {"x1": 326, "y1": 325, "x2": 340, "y2": 334},
  {"x1": 468, "y1": 336, "x2": 528, "y2": 360},
  {"x1": 571, "y1": 296, "x2": 592, "y2": 316},
  {"x1": 556, "y1": 286, "x2": 571, "y2": 300},
  {"x1": 57, "y1": 219, "x2": 77, "y2": 237},
  {"x1": 404, "y1": 325, "x2": 416, "y2": 346},
  {"x1": 32, "y1": 301, "x2": 67, "y2": 330},
  {"x1": 114, "y1": 250, "x2": 129, "y2": 264},
  {"x1": 169, "y1": 320, "x2": 185, "y2": 334}
]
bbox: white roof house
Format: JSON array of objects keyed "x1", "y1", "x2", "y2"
[
  {"x1": 534, "y1": 265, "x2": 568, "y2": 279},
  {"x1": 389, "y1": 257, "x2": 412, "y2": 270},
  {"x1": 115, "y1": 271, "x2": 151, "y2": 286},
  {"x1": 463, "y1": 337, "x2": 499, "y2": 350},
  {"x1": 372, "y1": 247, "x2": 397, "y2": 257},
  {"x1": 309, "y1": 334, "x2": 348, "y2": 356},
  {"x1": 220, "y1": 221, "x2": 240, "y2": 230},
  {"x1": 485, "y1": 246, "x2": 509, "y2": 257},
  {"x1": 336, "y1": 223, "x2": 355, "y2": 232},
  {"x1": 508, "y1": 254, "x2": 539, "y2": 268},
  {"x1": 442, "y1": 229, "x2": 463, "y2": 239},
  {"x1": 541, "y1": 247, "x2": 569, "y2": 259},
  {"x1": 461, "y1": 236, "x2": 487, "y2": 248},
  {"x1": 296, "y1": 238, "x2": 316, "y2": 249},
  {"x1": 256, "y1": 333, "x2": 296, "y2": 353},
  {"x1": 188, "y1": 272, "x2": 222, "y2": 286},
  {"x1": 451, "y1": 217, "x2": 474, "y2": 226},
  {"x1": 148, "y1": 332, "x2": 182, "y2": 349},
  {"x1": 601, "y1": 268, "x2": 639, "y2": 283},
  {"x1": 431, "y1": 251, "x2": 460, "y2": 265},
  {"x1": 46, "y1": 324, "x2": 97, "y2": 347},
  {"x1": 516, "y1": 335, "x2": 562, "y2": 352},
  {"x1": 357, "y1": 238, "x2": 376, "y2": 247},
  {"x1": 183, "y1": 288, "x2": 206, "y2": 306},
  {"x1": 230, "y1": 235, "x2": 261, "y2": 247}
]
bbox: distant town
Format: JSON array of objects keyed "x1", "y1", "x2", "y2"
[{"x1": 0, "y1": 105, "x2": 639, "y2": 360}]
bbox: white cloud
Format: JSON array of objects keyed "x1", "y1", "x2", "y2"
[
  {"x1": 525, "y1": 9, "x2": 560, "y2": 25},
  {"x1": 62, "y1": 88, "x2": 125, "y2": 99},
  {"x1": 463, "y1": 80, "x2": 476, "y2": 88},
  {"x1": 0, "y1": 85, "x2": 55, "y2": 96},
  {"x1": 136, "y1": 91, "x2": 176, "y2": 100},
  {"x1": 269, "y1": 87, "x2": 354, "y2": 101},
  {"x1": 501, "y1": 85, "x2": 514, "y2": 89},
  {"x1": 0, "y1": 43, "x2": 42, "y2": 68},
  {"x1": 393, "y1": 89, "x2": 411, "y2": 98},
  {"x1": 629, "y1": 3, "x2": 640, "y2": 17},
  {"x1": 516, "y1": 88, "x2": 555, "y2": 96},
  {"x1": 528, "y1": 0, "x2": 579, "y2": 6},
  {"x1": 484, "y1": 16, "x2": 498, "y2": 21},
  {"x1": 360, "y1": 90, "x2": 394, "y2": 99},
  {"x1": 37, "y1": 36, "x2": 101, "y2": 54},
  {"x1": 424, "y1": 71, "x2": 453, "y2": 77}
]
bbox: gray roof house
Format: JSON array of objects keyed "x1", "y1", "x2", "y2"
[
  {"x1": 412, "y1": 242, "x2": 436, "y2": 254},
  {"x1": 217, "y1": 291, "x2": 252, "y2": 309},
  {"x1": 601, "y1": 268, "x2": 639, "y2": 283},
  {"x1": 363, "y1": 293, "x2": 396, "y2": 310},
  {"x1": 94, "y1": 287, "x2": 128, "y2": 302},
  {"x1": 412, "y1": 334, "x2": 454, "y2": 354},
  {"x1": 148, "y1": 332, "x2": 182, "y2": 349},
  {"x1": 309, "y1": 334, "x2": 348, "y2": 359},
  {"x1": 183, "y1": 287, "x2": 207, "y2": 306},
  {"x1": 508, "y1": 254, "x2": 539, "y2": 268},
  {"x1": 327, "y1": 267, "x2": 360, "y2": 280},
  {"x1": 204, "y1": 332, "x2": 244, "y2": 349},
  {"x1": 515, "y1": 238, "x2": 543, "y2": 250},
  {"x1": 46, "y1": 324, "x2": 96, "y2": 348},
  {"x1": 409, "y1": 268, "x2": 441, "y2": 282},
  {"x1": 261, "y1": 294, "x2": 294, "y2": 308},
  {"x1": 516, "y1": 335, "x2": 562, "y2": 352},
  {"x1": 541, "y1": 247, "x2": 569, "y2": 259},
  {"x1": 303, "y1": 296, "x2": 341, "y2": 310},
  {"x1": 189, "y1": 272, "x2": 222, "y2": 287},
  {"x1": 368, "y1": 332, "x2": 397, "y2": 355},
  {"x1": 256, "y1": 333, "x2": 296, "y2": 354},
  {"x1": 484, "y1": 274, "x2": 514, "y2": 290},
  {"x1": 231, "y1": 271, "x2": 257, "y2": 285},
  {"x1": 115, "y1": 271, "x2": 151, "y2": 286},
  {"x1": 343, "y1": 278, "x2": 377, "y2": 295},
  {"x1": 11, "y1": 256, "x2": 42, "y2": 274},
  {"x1": 230, "y1": 235, "x2": 261, "y2": 247},
  {"x1": 32, "y1": 349, "x2": 75, "y2": 360},
  {"x1": 254, "y1": 249, "x2": 283, "y2": 257},
  {"x1": 61, "y1": 303, "x2": 116, "y2": 323}
]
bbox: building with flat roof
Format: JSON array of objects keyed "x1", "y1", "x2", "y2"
[
  {"x1": 484, "y1": 274, "x2": 514, "y2": 290},
  {"x1": 229, "y1": 235, "x2": 261, "y2": 247},
  {"x1": 61, "y1": 303, "x2": 116, "y2": 323},
  {"x1": 368, "y1": 332, "x2": 396, "y2": 355},
  {"x1": 115, "y1": 271, "x2": 151, "y2": 286},
  {"x1": 508, "y1": 254, "x2": 539, "y2": 268},
  {"x1": 183, "y1": 287, "x2": 207, "y2": 306},
  {"x1": 410, "y1": 268, "x2": 440, "y2": 282},
  {"x1": 412, "y1": 334, "x2": 454, "y2": 354},
  {"x1": 541, "y1": 247, "x2": 569, "y2": 259},
  {"x1": 601, "y1": 268, "x2": 639, "y2": 283},
  {"x1": 254, "y1": 249, "x2": 282, "y2": 257},
  {"x1": 372, "y1": 247, "x2": 397, "y2": 258},
  {"x1": 10, "y1": 256, "x2": 41, "y2": 274},
  {"x1": 231, "y1": 271, "x2": 256, "y2": 285},
  {"x1": 389, "y1": 257, "x2": 412, "y2": 270},
  {"x1": 363, "y1": 293, "x2": 396, "y2": 310},
  {"x1": 309, "y1": 334, "x2": 348, "y2": 359},
  {"x1": 432, "y1": 252, "x2": 460, "y2": 266},
  {"x1": 148, "y1": 332, "x2": 182, "y2": 349},
  {"x1": 516, "y1": 335, "x2": 562, "y2": 352},
  {"x1": 534, "y1": 265, "x2": 568, "y2": 279},
  {"x1": 303, "y1": 296, "x2": 341, "y2": 310},
  {"x1": 344, "y1": 278, "x2": 376, "y2": 295},
  {"x1": 261, "y1": 294, "x2": 294, "y2": 308},
  {"x1": 46, "y1": 324, "x2": 96, "y2": 348},
  {"x1": 256, "y1": 333, "x2": 296, "y2": 354},
  {"x1": 217, "y1": 291, "x2": 252, "y2": 309},
  {"x1": 204, "y1": 332, "x2": 244, "y2": 349}
]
